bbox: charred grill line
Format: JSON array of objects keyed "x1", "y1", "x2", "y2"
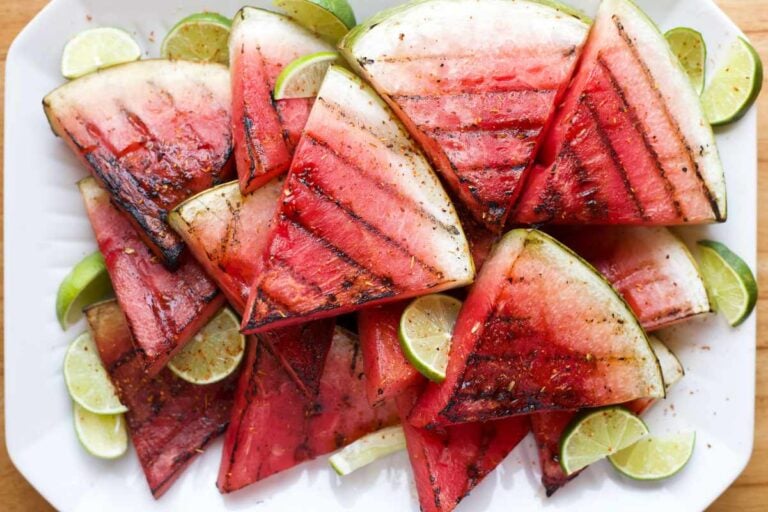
[
  {"x1": 596, "y1": 56, "x2": 685, "y2": 220},
  {"x1": 562, "y1": 144, "x2": 609, "y2": 219},
  {"x1": 242, "y1": 111, "x2": 268, "y2": 186},
  {"x1": 420, "y1": 123, "x2": 544, "y2": 139}
]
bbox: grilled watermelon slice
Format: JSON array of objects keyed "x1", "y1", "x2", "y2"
[
  {"x1": 230, "y1": 7, "x2": 335, "y2": 193},
  {"x1": 44, "y1": 60, "x2": 233, "y2": 268},
  {"x1": 532, "y1": 336, "x2": 683, "y2": 496},
  {"x1": 85, "y1": 300, "x2": 236, "y2": 498},
  {"x1": 358, "y1": 303, "x2": 422, "y2": 405},
  {"x1": 340, "y1": 0, "x2": 591, "y2": 231},
  {"x1": 217, "y1": 327, "x2": 398, "y2": 493},
  {"x1": 169, "y1": 180, "x2": 282, "y2": 313},
  {"x1": 410, "y1": 229, "x2": 664, "y2": 428},
  {"x1": 555, "y1": 227, "x2": 710, "y2": 330},
  {"x1": 512, "y1": 0, "x2": 726, "y2": 225},
  {"x1": 242, "y1": 66, "x2": 474, "y2": 334},
  {"x1": 398, "y1": 387, "x2": 529, "y2": 512},
  {"x1": 79, "y1": 178, "x2": 225, "y2": 376}
]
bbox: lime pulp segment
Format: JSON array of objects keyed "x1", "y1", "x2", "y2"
[
  {"x1": 697, "y1": 240, "x2": 758, "y2": 326},
  {"x1": 64, "y1": 332, "x2": 128, "y2": 415},
  {"x1": 274, "y1": 52, "x2": 340, "y2": 99},
  {"x1": 61, "y1": 27, "x2": 142, "y2": 79},
  {"x1": 702, "y1": 37, "x2": 763, "y2": 126},
  {"x1": 330, "y1": 425, "x2": 407, "y2": 475},
  {"x1": 609, "y1": 431, "x2": 696, "y2": 480},
  {"x1": 665, "y1": 27, "x2": 706, "y2": 94},
  {"x1": 161, "y1": 12, "x2": 232, "y2": 64},
  {"x1": 73, "y1": 403, "x2": 128, "y2": 459}
]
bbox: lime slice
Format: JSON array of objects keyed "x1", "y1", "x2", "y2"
[
  {"x1": 560, "y1": 407, "x2": 649, "y2": 475},
  {"x1": 73, "y1": 403, "x2": 128, "y2": 459},
  {"x1": 696, "y1": 240, "x2": 757, "y2": 326},
  {"x1": 398, "y1": 294, "x2": 463, "y2": 383},
  {"x1": 274, "y1": 52, "x2": 340, "y2": 100},
  {"x1": 161, "y1": 12, "x2": 232, "y2": 64},
  {"x1": 64, "y1": 332, "x2": 127, "y2": 415},
  {"x1": 168, "y1": 308, "x2": 245, "y2": 385},
  {"x1": 329, "y1": 425, "x2": 406, "y2": 475},
  {"x1": 274, "y1": 0, "x2": 356, "y2": 44},
  {"x1": 61, "y1": 27, "x2": 142, "y2": 79},
  {"x1": 56, "y1": 251, "x2": 113, "y2": 330},
  {"x1": 665, "y1": 27, "x2": 706, "y2": 94},
  {"x1": 702, "y1": 37, "x2": 763, "y2": 126},
  {"x1": 609, "y1": 431, "x2": 696, "y2": 480}
]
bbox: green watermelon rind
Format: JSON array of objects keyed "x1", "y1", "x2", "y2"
[{"x1": 501, "y1": 229, "x2": 666, "y2": 400}]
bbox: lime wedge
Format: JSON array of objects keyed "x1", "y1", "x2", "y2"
[
  {"x1": 73, "y1": 403, "x2": 128, "y2": 459},
  {"x1": 274, "y1": 0, "x2": 356, "y2": 44},
  {"x1": 161, "y1": 12, "x2": 232, "y2": 64},
  {"x1": 64, "y1": 332, "x2": 127, "y2": 415},
  {"x1": 61, "y1": 27, "x2": 142, "y2": 79},
  {"x1": 399, "y1": 294, "x2": 463, "y2": 383},
  {"x1": 665, "y1": 27, "x2": 706, "y2": 94},
  {"x1": 702, "y1": 37, "x2": 763, "y2": 126},
  {"x1": 56, "y1": 251, "x2": 113, "y2": 330},
  {"x1": 560, "y1": 407, "x2": 649, "y2": 475},
  {"x1": 274, "y1": 52, "x2": 340, "y2": 100},
  {"x1": 609, "y1": 431, "x2": 696, "y2": 480},
  {"x1": 329, "y1": 425, "x2": 406, "y2": 475},
  {"x1": 696, "y1": 240, "x2": 757, "y2": 326},
  {"x1": 168, "y1": 308, "x2": 245, "y2": 385}
]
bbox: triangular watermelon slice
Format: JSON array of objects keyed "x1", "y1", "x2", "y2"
[
  {"x1": 242, "y1": 66, "x2": 474, "y2": 334},
  {"x1": 217, "y1": 327, "x2": 398, "y2": 493},
  {"x1": 230, "y1": 7, "x2": 335, "y2": 194},
  {"x1": 511, "y1": 0, "x2": 726, "y2": 225},
  {"x1": 397, "y1": 387, "x2": 530, "y2": 512},
  {"x1": 340, "y1": 0, "x2": 591, "y2": 231},
  {"x1": 79, "y1": 177, "x2": 225, "y2": 376},
  {"x1": 532, "y1": 336, "x2": 684, "y2": 496},
  {"x1": 85, "y1": 300, "x2": 236, "y2": 498},
  {"x1": 554, "y1": 226, "x2": 710, "y2": 330},
  {"x1": 410, "y1": 229, "x2": 664, "y2": 428},
  {"x1": 44, "y1": 60, "x2": 233, "y2": 268}
]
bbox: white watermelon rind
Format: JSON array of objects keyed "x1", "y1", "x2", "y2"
[{"x1": 648, "y1": 335, "x2": 684, "y2": 389}]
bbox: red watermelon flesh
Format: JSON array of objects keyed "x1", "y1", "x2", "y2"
[
  {"x1": 340, "y1": 0, "x2": 591, "y2": 231},
  {"x1": 511, "y1": 0, "x2": 726, "y2": 226},
  {"x1": 242, "y1": 66, "x2": 474, "y2": 334},
  {"x1": 358, "y1": 303, "x2": 422, "y2": 405},
  {"x1": 217, "y1": 327, "x2": 398, "y2": 493},
  {"x1": 85, "y1": 300, "x2": 236, "y2": 498},
  {"x1": 44, "y1": 60, "x2": 233, "y2": 268},
  {"x1": 79, "y1": 177, "x2": 225, "y2": 376},
  {"x1": 398, "y1": 388, "x2": 529, "y2": 512},
  {"x1": 230, "y1": 7, "x2": 334, "y2": 194},
  {"x1": 554, "y1": 227, "x2": 710, "y2": 330},
  {"x1": 410, "y1": 229, "x2": 664, "y2": 428}
]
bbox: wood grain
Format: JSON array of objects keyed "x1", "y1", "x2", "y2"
[{"x1": 0, "y1": 0, "x2": 763, "y2": 510}]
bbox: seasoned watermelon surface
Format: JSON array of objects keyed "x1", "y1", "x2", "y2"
[
  {"x1": 410, "y1": 229, "x2": 664, "y2": 428},
  {"x1": 44, "y1": 60, "x2": 233, "y2": 268},
  {"x1": 217, "y1": 328, "x2": 398, "y2": 493},
  {"x1": 512, "y1": 0, "x2": 726, "y2": 225},
  {"x1": 340, "y1": 0, "x2": 591, "y2": 231},
  {"x1": 242, "y1": 66, "x2": 474, "y2": 334},
  {"x1": 79, "y1": 178, "x2": 225, "y2": 377},
  {"x1": 230, "y1": 7, "x2": 334, "y2": 193},
  {"x1": 85, "y1": 300, "x2": 236, "y2": 498}
]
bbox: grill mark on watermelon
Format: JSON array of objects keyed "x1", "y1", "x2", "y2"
[
  {"x1": 242, "y1": 111, "x2": 268, "y2": 184},
  {"x1": 596, "y1": 56, "x2": 685, "y2": 221},
  {"x1": 611, "y1": 15, "x2": 721, "y2": 220},
  {"x1": 580, "y1": 96, "x2": 647, "y2": 221},
  {"x1": 301, "y1": 134, "x2": 461, "y2": 238},
  {"x1": 566, "y1": 145, "x2": 610, "y2": 219},
  {"x1": 290, "y1": 170, "x2": 444, "y2": 281}
]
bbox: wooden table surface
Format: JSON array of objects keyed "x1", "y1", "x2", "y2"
[{"x1": 0, "y1": 0, "x2": 765, "y2": 510}]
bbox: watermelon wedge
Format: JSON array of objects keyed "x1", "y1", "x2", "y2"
[
  {"x1": 358, "y1": 303, "x2": 422, "y2": 405},
  {"x1": 340, "y1": 0, "x2": 591, "y2": 231},
  {"x1": 242, "y1": 66, "x2": 474, "y2": 334},
  {"x1": 531, "y1": 336, "x2": 683, "y2": 496},
  {"x1": 410, "y1": 229, "x2": 664, "y2": 428},
  {"x1": 230, "y1": 7, "x2": 335, "y2": 194},
  {"x1": 85, "y1": 300, "x2": 236, "y2": 498},
  {"x1": 555, "y1": 227, "x2": 711, "y2": 330},
  {"x1": 79, "y1": 177, "x2": 225, "y2": 376},
  {"x1": 44, "y1": 60, "x2": 233, "y2": 268},
  {"x1": 217, "y1": 327, "x2": 398, "y2": 493},
  {"x1": 511, "y1": 0, "x2": 726, "y2": 225},
  {"x1": 169, "y1": 180, "x2": 282, "y2": 313},
  {"x1": 397, "y1": 387, "x2": 529, "y2": 512}
]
